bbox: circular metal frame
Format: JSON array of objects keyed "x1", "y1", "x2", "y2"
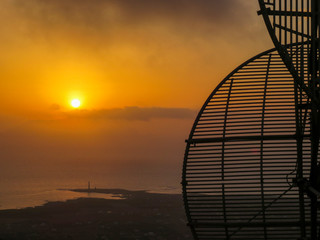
[
  {"x1": 182, "y1": 46, "x2": 315, "y2": 240},
  {"x1": 258, "y1": 1, "x2": 320, "y2": 238},
  {"x1": 258, "y1": 0, "x2": 317, "y2": 101}
]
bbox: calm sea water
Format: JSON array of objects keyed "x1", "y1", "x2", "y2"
[{"x1": 0, "y1": 174, "x2": 180, "y2": 210}]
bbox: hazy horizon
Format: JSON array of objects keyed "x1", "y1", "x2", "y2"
[{"x1": 0, "y1": 0, "x2": 273, "y2": 197}]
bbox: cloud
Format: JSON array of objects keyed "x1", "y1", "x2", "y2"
[
  {"x1": 64, "y1": 106, "x2": 196, "y2": 121},
  {"x1": 3, "y1": 0, "x2": 265, "y2": 66},
  {"x1": 7, "y1": 0, "x2": 255, "y2": 40},
  {"x1": 49, "y1": 103, "x2": 61, "y2": 110},
  {"x1": 1, "y1": 0, "x2": 265, "y2": 62},
  {"x1": 11, "y1": 0, "x2": 247, "y2": 25}
]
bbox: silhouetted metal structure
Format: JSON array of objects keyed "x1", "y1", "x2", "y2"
[
  {"x1": 258, "y1": 1, "x2": 320, "y2": 238},
  {"x1": 182, "y1": 0, "x2": 320, "y2": 239}
]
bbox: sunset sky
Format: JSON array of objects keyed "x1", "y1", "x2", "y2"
[{"x1": 0, "y1": 0, "x2": 273, "y2": 188}]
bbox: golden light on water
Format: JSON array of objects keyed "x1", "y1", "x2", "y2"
[{"x1": 71, "y1": 99, "x2": 81, "y2": 108}]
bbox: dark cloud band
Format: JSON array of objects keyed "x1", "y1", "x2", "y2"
[{"x1": 65, "y1": 106, "x2": 196, "y2": 121}]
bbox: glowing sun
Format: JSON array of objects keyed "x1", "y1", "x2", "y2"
[{"x1": 71, "y1": 99, "x2": 81, "y2": 108}]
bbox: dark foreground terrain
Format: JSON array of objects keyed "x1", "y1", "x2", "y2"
[{"x1": 0, "y1": 189, "x2": 193, "y2": 240}]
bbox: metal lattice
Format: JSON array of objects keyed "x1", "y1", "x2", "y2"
[
  {"x1": 258, "y1": 1, "x2": 320, "y2": 238},
  {"x1": 258, "y1": 0, "x2": 319, "y2": 100},
  {"x1": 182, "y1": 46, "x2": 317, "y2": 240},
  {"x1": 182, "y1": 1, "x2": 320, "y2": 239}
]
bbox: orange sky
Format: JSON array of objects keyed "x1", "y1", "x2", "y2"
[{"x1": 0, "y1": 0, "x2": 273, "y2": 188}]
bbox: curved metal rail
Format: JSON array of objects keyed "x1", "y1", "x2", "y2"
[
  {"x1": 182, "y1": 46, "x2": 315, "y2": 240},
  {"x1": 258, "y1": 1, "x2": 320, "y2": 238},
  {"x1": 258, "y1": 0, "x2": 319, "y2": 103}
]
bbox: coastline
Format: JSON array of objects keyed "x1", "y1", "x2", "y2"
[
  {"x1": 0, "y1": 188, "x2": 192, "y2": 239},
  {"x1": 67, "y1": 188, "x2": 148, "y2": 198}
]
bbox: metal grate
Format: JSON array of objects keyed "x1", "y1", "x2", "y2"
[
  {"x1": 258, "y1": 1, "x2": 320, "y2": 238},
  {"x1": 182, "y1": 46, "x2": 315, "y2": 240},
  {"x1": 258, "y1": 0, "x2": 319, "y2": 103}
]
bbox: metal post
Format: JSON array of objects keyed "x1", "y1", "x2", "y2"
[{"x1": 309, "y1": 0, "x2": 319, "y2": 239}]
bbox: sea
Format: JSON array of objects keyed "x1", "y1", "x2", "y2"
[{"x1": 0, "y1": 175, "x2": 181, "y2": 210}]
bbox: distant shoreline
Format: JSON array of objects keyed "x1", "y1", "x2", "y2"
[
  {"x1": 0, "y1": 188, "x2": 191, "y2": 239},
  {"x1": 66, "y1": 188, "x2": 147, "y2": 195},
  {"x1": 0, "y1": 187, "x2": 181, "y2": 211},
  {"x1": 61, "y1": 188, "x2": 151, "y2": 201},
  {"x1": 67, "y1": 188, "x2": 181, "y2": 196},
  {"x1": 0, "y1": 188, "x2": 185, "y2": 213}
]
